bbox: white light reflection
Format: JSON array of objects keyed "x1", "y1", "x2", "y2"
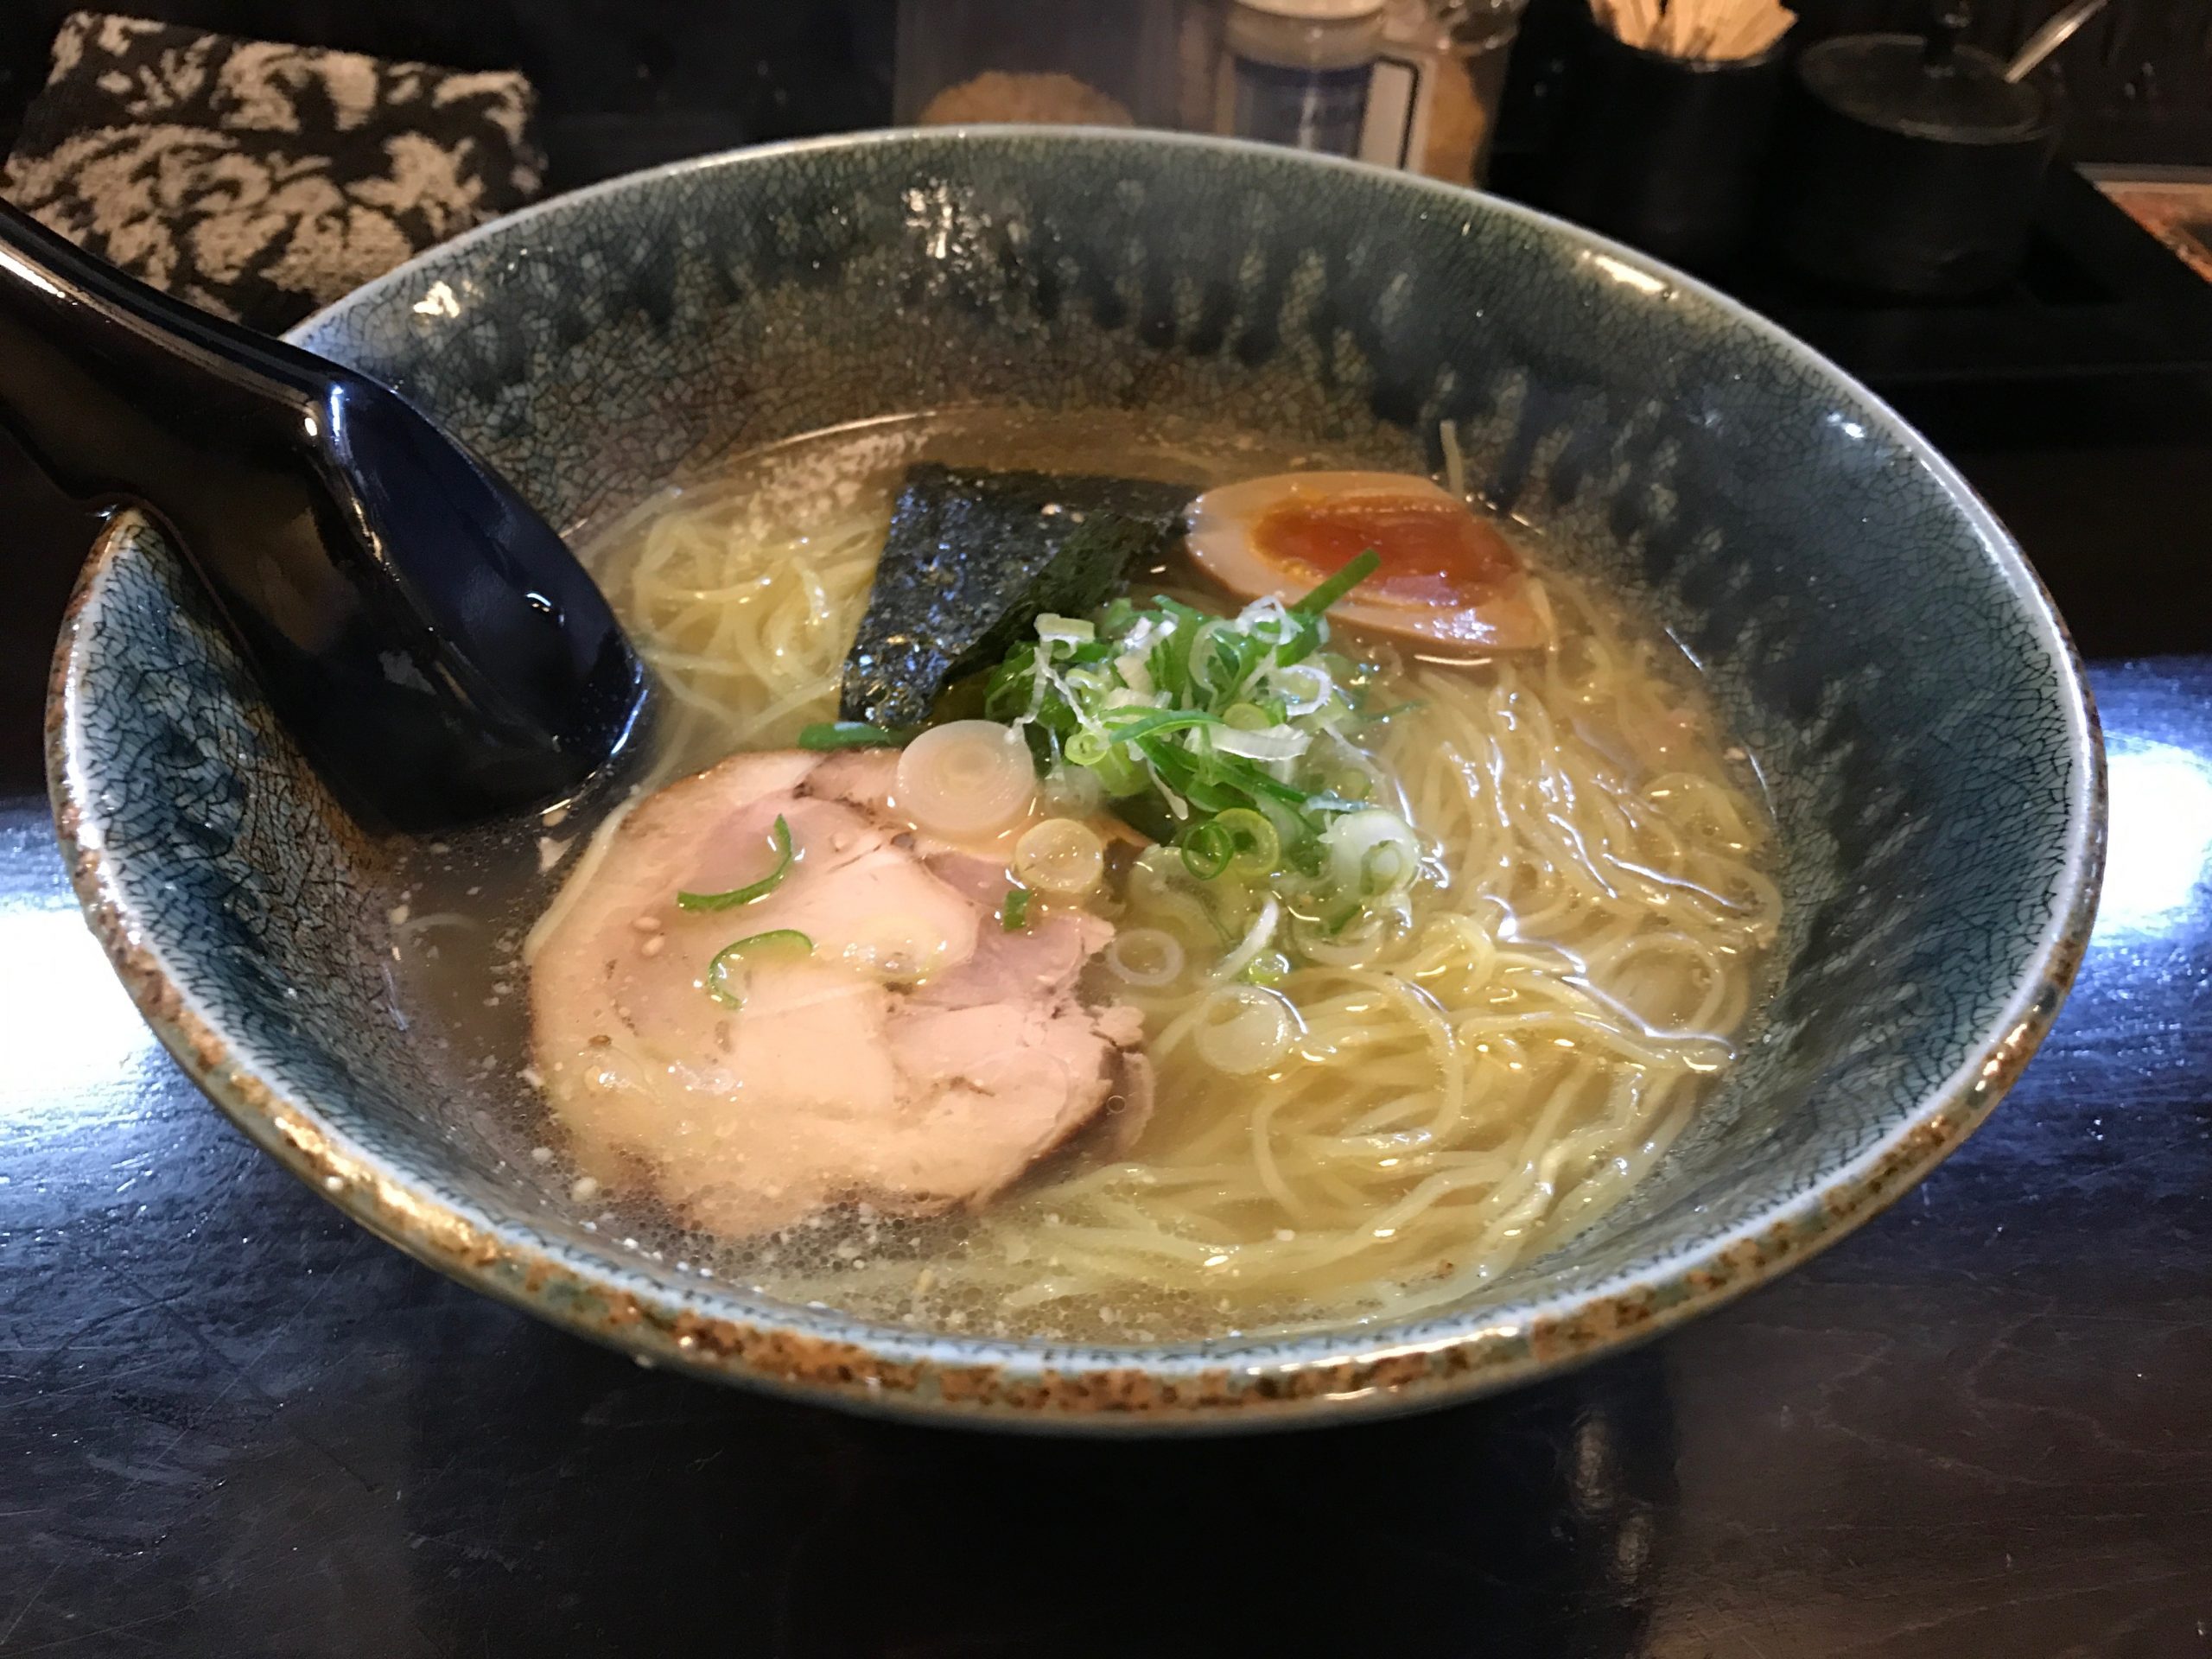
[
  {"x1": 1584, "y1": 251, "x2": 1669, "y2": 297},
  {"x1": 0, "y1": 245, "x2": 65, "y2": 299},
  {"x1": 2097, "y1": 739, "x2": 2212, "y2": 941},
  {"x1": 0, "y1": 903, "x2": 161, "y2": 1120}
]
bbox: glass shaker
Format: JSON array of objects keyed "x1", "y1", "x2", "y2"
[
  {"x1": 1361, "y1": 0, "x2": 1532, "y2": 183},
  {"x1": 1219, "y1": 0, "x2": 1389, "y2": 157},
  {"x1": 1444, "y1": 0, "x2": 1532, "y2": 181}
]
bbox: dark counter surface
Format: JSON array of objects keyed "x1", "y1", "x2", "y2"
[
  {"x1": 0, "y1": 3, "x2": 2208, "y2": 1645},
  {"x1": 1, "y1": 657, "x2": 2207, "y2": 1657}
]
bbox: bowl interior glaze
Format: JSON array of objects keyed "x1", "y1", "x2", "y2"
[{"x1": 50, "y1": 130, "x2": 2101, "y2": 1429}]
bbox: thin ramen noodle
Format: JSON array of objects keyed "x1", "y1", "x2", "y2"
[{"x1": 458, "y1": 410, "x2": 1778, "y2": 1341}]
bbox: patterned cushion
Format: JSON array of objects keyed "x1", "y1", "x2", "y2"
[{"x1": 3, "y1": 10, "x2": 542, "y2": 331}]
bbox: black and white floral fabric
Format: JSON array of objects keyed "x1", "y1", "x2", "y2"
[{"x1": 2, "y1": 12, "x2": 544, "y2": 332}]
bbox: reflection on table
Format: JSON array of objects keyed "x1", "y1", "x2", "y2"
[{"x1": 1, "y1": 660, "x2": 2207, "y2": 1657}]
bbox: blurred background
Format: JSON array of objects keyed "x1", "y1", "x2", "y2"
[
  {"x1": 2, "y1": 1, "x2": 2205, "y2": 180},
  {"x1": 3, "y1": 0, "x2": 2209, "y2": 774},
  {"x1": 2, "y1": 14, "x2": 2206, "y2": 1654}
]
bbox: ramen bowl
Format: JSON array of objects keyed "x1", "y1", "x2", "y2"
[{"x1": 49, "y1": 130, "x2": 2102, "y2": 1431}]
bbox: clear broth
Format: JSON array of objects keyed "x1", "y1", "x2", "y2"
[{"x1": 392, "y1": 410, "x2": 1779, "y2": 1342}]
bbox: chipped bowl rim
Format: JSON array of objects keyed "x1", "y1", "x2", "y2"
[{"x1": 49, "y1": 129, "x2": 2106, "y2": 1432}]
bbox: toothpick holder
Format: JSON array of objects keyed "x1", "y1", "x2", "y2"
[{"x1": 1543, "y1": 0, "x2": 1786, "y2": 274}]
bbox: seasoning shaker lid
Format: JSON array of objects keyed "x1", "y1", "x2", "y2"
[
  {"x1": 1798, "y1": 9, "x2": 2051, "y2": 144},
  {"x1": 1226, "y1": 0, "x2": 1388, "y2": 72},
  {"x1": 1235, "y1": 0, "x2": 1385, "y2": 16}
]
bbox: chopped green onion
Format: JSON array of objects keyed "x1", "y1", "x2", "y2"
[
  {"x1": 1289, "y1": 549, "x2": 1382, "y2": 617},
  {"x1": 1065, "y1": 729, "x2": 1112, "y2": 768},
  {"x1": 1210, "y1": 723, "x2": 1310, "y2": 762},
  {"x1": 1363, "y1": 843, "x2": 1414, "y2": 897},
  {"x1": 798, "y1": 721, "x2": 912, "y2": 751},
  {"x1": 1286, "y1": 835, "x2": 1331, "y2": 877},
  {"x1": 704, "y1": 928, "x2": 813, "y2": 1008},
  {"x1": 983, "y1": 545, "x2": 1418, "y2": 957},
  {"x1": 1326, "y1": 808, "x2": 1421, "y2": 899},
  {"x1": 1180, "y1": 821, "x2": 1235, "y2": 880},
  {"x1": 1205, "y1": 754, "x2": 1310, "y2": 807},
  {"x1": 1090, "y1": 742, "x2": 1148, "y2": 798},
  {"x1": 1213, "y1": 806, "x2": 1281, "y2": 876},
  {"x1": 1101, "y1": 709, "x2": 1226, "y2": 746},
  {"x1": 1002, "y1": 887, "x2": 1033, "y2": 931},
  {"x1": 1240, "y1": 950, "x2": 1292, "y2": 987},
  {"x1": 677, "y1": 815, "x2": 794, "y2": 911},
  {"x1": 1303, "y1": 791, "x2": 1369, "y2": 816}
]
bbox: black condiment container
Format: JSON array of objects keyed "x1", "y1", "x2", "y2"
[
  {"x1": 1544, "y1": 2, "x2": 1786, "y2": 275},
  {"x1": 1769, "y1": 17, "x2": 2060, "y2": 298}
]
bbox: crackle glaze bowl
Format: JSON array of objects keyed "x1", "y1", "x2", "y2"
[{"x1": 49, "y1": 130, "x2": 2102, "y2": 1431}]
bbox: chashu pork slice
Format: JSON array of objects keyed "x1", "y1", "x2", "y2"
[{"x1": 529, "y1": 748, "x2": 1145, "y2": 1236}]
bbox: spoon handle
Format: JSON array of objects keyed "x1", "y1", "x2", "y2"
[
  {"x1": 2005, "y1": 0, "x2": 2107, "y2": 82},
  {"x1": 0, "y1": 200, "x2": 649, "y2": 830},
  {"x1": 0, "y1": 198, "x2": 329, "y2": 542}
]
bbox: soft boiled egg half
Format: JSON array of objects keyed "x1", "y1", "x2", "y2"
[{"x1": 1185, "y1": 472, "x2": 1552, "y2": 654}]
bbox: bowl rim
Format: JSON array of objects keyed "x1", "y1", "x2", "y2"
[{"x1": 48, "y1": 127, "x2": 2107, "y2": 1432}]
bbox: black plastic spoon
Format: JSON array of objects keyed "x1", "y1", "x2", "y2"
[{"x1": 0, "y1": 199, "x2": 651, "y2": 832}]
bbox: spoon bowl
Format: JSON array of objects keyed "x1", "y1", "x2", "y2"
[{"x1": 0, "y1": 200, "x2": 650, "y2": 830}]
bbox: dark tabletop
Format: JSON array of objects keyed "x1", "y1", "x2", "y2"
[
  {"x1": 2, "y1": 149, "x2": 2210, "y2": 1642},
  {"x1": 0, "y1": 4, "x2": 2209, "y2": 1645},
  {"x1": 0, "y1": 651, "x2": 2207, "y2": 1656}
]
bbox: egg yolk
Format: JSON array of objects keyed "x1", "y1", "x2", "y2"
[{"x1": 1253, "y1": 496, "x2": 1520, "y2": 608}]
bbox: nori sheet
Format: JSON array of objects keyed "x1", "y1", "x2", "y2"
[{"x1": 838, "y1": 463, "x2": 1192, "y2": 729}]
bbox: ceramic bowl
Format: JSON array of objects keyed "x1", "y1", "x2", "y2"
[{"x1": 49, "y1": 130, "x2": 2102, "y2": 1431}]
